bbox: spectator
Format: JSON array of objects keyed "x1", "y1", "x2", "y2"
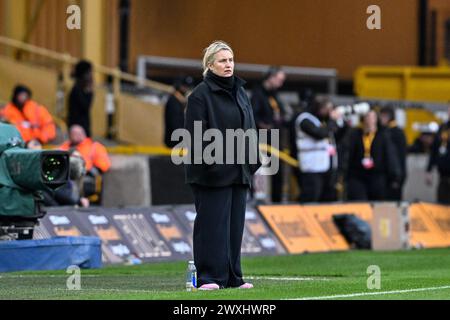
[
  {"x1": 294, "y1": 97, "x2": 345, "y2": 203},
  {"x1": 379, "y1": 105, "x2": 408, "y2": 201},
  {"x1": 59, "y1": 125, "x2": 111, "y2": 174},
  {"x1": 345, "y1": 110, "x2": 400, "y2": 201},
  {"x1": 59, "y1": 125, "x2": 111, "y2": 198},
  {"x1": 288, "y1": 89, "x2": 316, "y2": 199},
  {"x1": 251, "y1": 66, "x2": 286, "y2": 203},
  {"x1": 1, "y1": 85, "x2": 56, "y2": 144},
  {"x1": 164, "y1": 75, "x2": 194, "y2": 148},
  {"x1": 408, "y1": 132, "x2": 435, "y2": 154},
  {"x1": 68, "y1": 60, "x2": 94, "y2": 137},
  {"x1": 426, "y1": 105, "x2": 450, "y2": 204}
]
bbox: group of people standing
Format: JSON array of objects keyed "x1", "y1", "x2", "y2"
[
  {"x1": 164, "y1": 61, "x2": 432, "y2": 205},
  {"x1": 163, "y1": 40, "x2": 450, "y2": 291},
  {"x1": 291, "y1": 97, "x2": 407, "y2": 203}
]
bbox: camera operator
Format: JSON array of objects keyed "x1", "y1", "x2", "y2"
[{"x1": 294, "y1": 97, "x2": 346, "y2": 203}]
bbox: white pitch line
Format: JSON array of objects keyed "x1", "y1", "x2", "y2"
[
  {"x1": 53, "y1": 288, "x2": 172, "y2": 294},
  {"x1": 0, "y1": 275, "x2": 100, "y2": 278},
  {"x1": 0, "y1": 275, "x2": 329, "y2": 281},
  {"x1": 247, "y1": 276, "x2": 329, "y2": 281},
  {"x1": 290, "y1": 285, "x2": 450, "y2": 300}
]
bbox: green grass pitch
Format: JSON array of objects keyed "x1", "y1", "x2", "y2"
[{"x1": 1, "y1": 248, "x2": 450, "y2": 300}]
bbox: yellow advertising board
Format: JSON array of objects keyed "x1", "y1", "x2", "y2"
[
  {"x1": 304, "y1": 203, "x2": 373, "y2": 251},
  {"x1": 259, "y1": 202, "x2": 450, "y2": 253},
  {"x1": 258, "y1": 203, "x2": 373, "y2": 253},
  {"x1": 420, "y1": 203, "x2": 450, "y2": 237},
  {"x1": 409, "y1": 203, "x2": 450, "y2": 248},
  {"x1": 257, "y1": 205, "x2": 330, "y2": 253}
]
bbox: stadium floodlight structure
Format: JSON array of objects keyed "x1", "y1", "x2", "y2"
[{"x1": 0, "y1": 123, "x2": 69, "y2": 240}]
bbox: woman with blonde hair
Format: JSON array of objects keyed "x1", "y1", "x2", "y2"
[{"x1": 184, "y1": 41, "x2": 260, "y2": 290}]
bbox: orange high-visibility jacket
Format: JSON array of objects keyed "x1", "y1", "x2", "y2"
[
  {"x1": 2, "y1": 100, "x2": 56, "y2": 144},
  {"x1": 59, "y1": 138, "x2": 111, "y2": 173}
]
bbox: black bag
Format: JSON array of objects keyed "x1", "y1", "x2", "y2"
[{"x1": 332, "y1": 214, "x2": 372, "y2": 249}]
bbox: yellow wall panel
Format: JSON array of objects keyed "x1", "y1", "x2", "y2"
[
  {"x1": 129, "y1": 0, "x2": 418, "y2": 79},
  {"x1": 116, "y1": 94, "x2": 164, "y2": 146},
  {"x1": 0, "y1": 55, "x2": 58, "y2": 114}
]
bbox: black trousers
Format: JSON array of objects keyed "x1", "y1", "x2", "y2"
[
  {"x1": 438, "y1": 175, "x2": 450, "y2": 204},
  {"x1": 299, "y1": 171, "x2": 337, "y2": 203},
  {"x1": 191, "y1": 184, "x2": 248, "y2": 288},
  {"x1": 386, "y1": 181, "x2": 404, "y2": 201},
  {"x1": 347, "y1": 174, "x2": 387, "y2": 201},
  {"x1": 271, "y1": 161, "x2": 284, "y2": 203}
]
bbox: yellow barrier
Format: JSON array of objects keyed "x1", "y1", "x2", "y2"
[
  {"x1": 404, "y1": 108, "x2": 441, "y2": 145},
  {"x1": 355, "y1": 65, "x2": 450, "y2": 103},
  {"x1": 105, "y1": 143, "x2": 300, "y2": 168}
]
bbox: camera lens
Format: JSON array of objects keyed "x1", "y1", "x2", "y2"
[{"x1": 42, "y1": 155, "x2": 66, "y2": 183}]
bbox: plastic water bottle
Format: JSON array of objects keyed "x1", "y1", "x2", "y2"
[{"x1": 186, "y1": 260, "x2": 197, "y2": 291}]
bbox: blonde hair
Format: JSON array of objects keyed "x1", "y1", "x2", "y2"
[{"x1": 202, "y1": 40, "x2": 234, "y2": 77}]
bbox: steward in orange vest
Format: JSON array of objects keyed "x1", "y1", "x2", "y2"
[
  {"x1": 1, "y1": 85, "x2": 56, "y2": 144},
  {"x1": 59, "y1": 125, "x2": 111, "y2": 173}
]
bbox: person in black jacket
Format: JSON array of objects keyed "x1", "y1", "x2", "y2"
[
  {"x1": 67, "y1": 60, "x2": 94, "y2": 137},
  {"x1": 426, "y1": 106, "x2": 450, "y2": 204},
  {"x1": 164, "y1": 76, "x2": 194, "y2": 148},
  {"x1": 345, "y1": 110, "x2": 401, "y2": 201},
  {"x1": 379, "y1": 105, "x2": 408, "y2": 201},
  {"x1": 251, "y1": 66, "x2": 286, "y2": 203},
  {"x1": 183, "y1": 41, "x2": 261, "y2": 290}
]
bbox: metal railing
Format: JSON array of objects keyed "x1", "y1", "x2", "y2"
[
  {"x1": 0, "y1": 36, "x2": 174, "y2": 99},
  {"x1": 137, "y1": 55, "x2": 338, "y2": 94}
]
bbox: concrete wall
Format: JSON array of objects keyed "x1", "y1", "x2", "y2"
[
  {"x1": 403, "y1": 154, "x2": 438, "y2": 203},
  {"x1": 102, "y1": 155, "x2": 151, "y2": 207}
]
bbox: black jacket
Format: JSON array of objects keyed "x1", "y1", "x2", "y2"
[
  {"x1": 184, "y1": 72, "x2": 261, "y2": 187},
  {"x1": 68, "y1": 83, "x2": 93, "y2": 137},
  {"x1": 164, "y1": 92, "x2": 186, "y2": 148},
  {"x1": 383, "y1": 125, "x2": 408, "y2": 182},
  {"x1": 427, "y1": 121, "x2": 450, "y2": 176},
  {"x1": 345, "y1": 128, "x2": 401, "y2": 181},
  {"x1": 251, "y1": 84, "x2": 284, "y2": 129}
]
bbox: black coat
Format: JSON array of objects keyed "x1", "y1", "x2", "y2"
[
  {"x1": 345, "y1": 128, "x2": 401, "y2": 181},
  {"x1": 251, "y1": 84, "x2": 284, "y2": 129},
  {"x1": 184, "y1": 75, "x2": 261, "y2": 187},
  {"x1": 164, "y1": 93, "x2": 186, "y2": 148},
  {"x1": 68, "y1": 83, "x2": 93, "y2": 137},
  {"x1": 427, "y1": 122, "x2": 450, "y2": 176},
  {"x1": 383, "y1": 125, "x2": 408, "y2": 182}
]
